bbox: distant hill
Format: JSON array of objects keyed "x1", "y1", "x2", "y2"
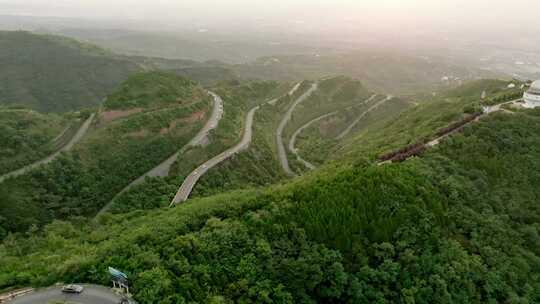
[
  {"x1": 233, "y1": 51, "x2": 503, "y2": 95},
  {"x1": 0, "y1": 31, "x2": 141, "y2": 112}
]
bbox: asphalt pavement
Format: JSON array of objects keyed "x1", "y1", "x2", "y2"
[
  {"x1": 7, "y1": 285, "x2": 125, "y2": 304},
  {"x1": 288, "y1": 111, "x2": 339, "y2": 170},
  {"x1": 275, "y1": 83, "x2": 318, "y2": 175},
  {"x1": 96, "y1": 91, "x2": 223, "y2": 216},
  {"x1": 335, "y1": 94, "x2": 385, "y2": 140},
  {"x1": 170, "y1": 105, "x2": 259, "y2": 204}
]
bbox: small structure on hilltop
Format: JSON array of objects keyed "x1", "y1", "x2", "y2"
[{"x1": 523, "y1": 80, "x2": 540, "y2": 108}]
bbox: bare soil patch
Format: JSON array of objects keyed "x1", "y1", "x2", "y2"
[{"x1": 100, "y1": 108, "x2": 143, "y2": 124}]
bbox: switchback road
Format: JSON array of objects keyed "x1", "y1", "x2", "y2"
[
  {"x1": 336, "y1": 94, "x2": 386, "y2": 140},
  {"x1": 97, "y1": 91, "x2": 223, "y2": 216},
  {"x1": 288, "y1": 111, "x2": 339, "y2": 170},
  {"x1": 0, "y1": 113, "x2": 95, "y2": 183},
  {"x1": 276, "y1": 83, "x2": 318, "y2": 175},
  {"x1": 121, "y1": 91, "x2": 223, "y2": 182},
  {"x1": 170, "y1": 104, "x2": 259, "y2": 204}
]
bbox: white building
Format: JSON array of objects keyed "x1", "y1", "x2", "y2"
[{"x1": 524, "y1": 80, "x2": 540, "y2": 108}]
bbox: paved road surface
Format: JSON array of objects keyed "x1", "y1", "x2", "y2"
[
  {"x1": 276, "y1": 83, "x2": 318, "y2": 175},
  {"x1": 288, "y1": 111, "x2": 339, "y2": 170},
  {"x1": 123, "y1": 91, "x2": 222, "y2": 182},
  {"x1": 7, "y1": 285, "x2": 125, "y2": 304},
  {"x1": 288, "y1": 82, "x2": 301, "y2": 96},
  {"x1": 171, "y1": 105, "x2": 259, "y2": 204},
  {"x1": 336, "y1": 94, "x2": 387, "y2": 140},
  {"x1": 96, "y1": 91, "x2": 223, "y2": 216},
  {"x1": 0, "y1": 113, "x2": 95, "y2": 183}
]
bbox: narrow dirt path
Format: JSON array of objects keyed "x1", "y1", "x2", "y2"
[
  {"x1": 170, "y1": 105, "x2": 260, "y2": 205},
  {"x1": 96, "y1": 91, "x2": 223, "y2": 216},
  {"x1": 288, "y1": 111, "x2": 339, "y2": 170},
  {"x1": 276, "y1": 83, "x2": 318, "y2": 175},
  {"x1": 0, "y1": 113, "x2": 95, "y2": 183}
]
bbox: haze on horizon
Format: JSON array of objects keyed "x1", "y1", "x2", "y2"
[{"x1": 1, "y1": 0, "x2": 539, "y2": 36}]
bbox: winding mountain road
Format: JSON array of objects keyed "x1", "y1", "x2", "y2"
[
  {"x1": 169, "y1": 82, "x2": 305, "y2": 205},
  {"x1": 96, "y1": 91, "x2": 223, "y2": 216},
  {"x1": 276, "y1": 83, "x2": 319, "y2": 175},
  {"x1": 336, "y1": 94, "x2": 386, "y2": 140},
  {"x1": 288, "y1": 111, "x2": 339, "y2": 170},
  {"x1": 0, "y1": 113, "x2": 95, "y2": 183},
  {"x1": 170, "y1": 104, "x2": 259, "y2": 205},
  {"x1": 125, "y1": 91, "x2": 223, "y2": 182}
]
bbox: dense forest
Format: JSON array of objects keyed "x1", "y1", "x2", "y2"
[{"x1": 1, "y1": 106, "x2": 538, "y2": 303}]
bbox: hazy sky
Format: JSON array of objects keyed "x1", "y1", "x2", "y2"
[{"x1": 1, "y1": 0, "x2": 539, "y2": 34}]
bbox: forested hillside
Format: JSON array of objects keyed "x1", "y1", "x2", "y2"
[
  {"x1": 0, "y1": 72, "x2": 212, "y2": 234},
  {"x1": 0, "y1": 31, "x2": 140, "y2": 112},
  {"x1": 0, "y1": 108, "x2": 77, "y2": 175},
  {"x1": 104, "y1": 72, "x2": 206, "y2": 110},
  {"x1": 337, "y1": 79, "x2": 520, "y2": 160},
  {"x1": 107, "y1": 80, "x2": 287, "y2": 213},
  {"x1": 1, "y1": 107, "x2": 538, "y2": 303}
]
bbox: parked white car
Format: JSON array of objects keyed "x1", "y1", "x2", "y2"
[{"x1": 62, "y1": 284, "x2": 84, "y2": 293}]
